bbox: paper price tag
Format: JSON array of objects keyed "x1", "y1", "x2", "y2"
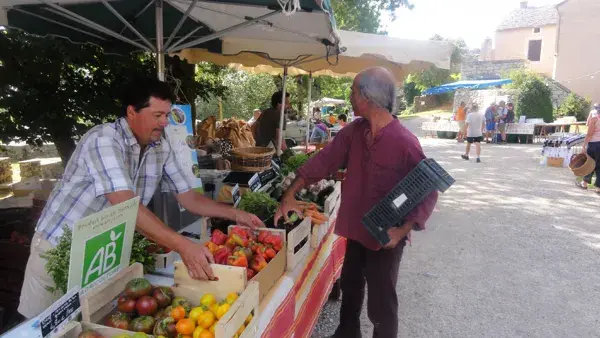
[
  {"x1": 232, "y1": 184, "x2": 241, "y2": 207},
  {"x1": 39, "y1": 288, "x2": 81, "y2": 338},
  {"x1": 249, "y1": 173, "x2": 262, "y2": 192},
  {"x1": 259, "y1": 168, "x2": 276, "y2": 185}
]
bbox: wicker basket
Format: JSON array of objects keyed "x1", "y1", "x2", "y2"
[
  {"x1": 569, "y1": 153, "x2": 596, "y2": 176},
  {"x1": 230, "y1": 147, "x2": 275, "y2": 172}
]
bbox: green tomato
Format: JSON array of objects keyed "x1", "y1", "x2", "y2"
[{"x1": 131, "y1": 333, "x2": 149, "y2": 338}]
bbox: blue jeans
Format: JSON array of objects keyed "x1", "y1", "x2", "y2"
[{"x1": 583, "y1": 142, "x2": 600, "y2": 187}]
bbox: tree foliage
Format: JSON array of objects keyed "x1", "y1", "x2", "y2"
[
  {"x1": 515, "y1": 77, "x2": 554, "y2": 123},
  {"x1": 0, "y1": 30, "x2": 225, "y2": 163},
  {"x1": 557, "y1": 93, "x2": 590, "y2": 121},
  {"x1": 196, "y1": 68, "x2": 276, "y2": 121},
  {"x1": 331, "y1": 0, "x2": 413, "y2": 34}
]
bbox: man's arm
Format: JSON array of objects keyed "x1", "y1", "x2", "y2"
[
  {"x1": 274, "y1": 125, "x2": 352, "y2": 223},
  {"x1": 83, "y1": 136, "x2": 215, "y2": 280},
  {"x1": 175, "y1": 191, "x2": 264, "y2": 229}
]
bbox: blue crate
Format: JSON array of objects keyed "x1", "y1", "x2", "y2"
[{"x1": 362, "y1": 158, "x2": 455, "y2": 245}]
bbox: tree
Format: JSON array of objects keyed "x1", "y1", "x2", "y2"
[
  {"x1": 331, "y1": 0, "x2": 413, "y2": 34},
  {"x1": 557, "y1": 93, "x2": 590, "y2": 121},
  {"x1": 515, "y1": 77, "x2": 553, "y2": 123},
  {"x1": 0, "y1": 30, "x2": 225, "y2": 163},
  {"x1": 0, "y1": 30, "x2": 154, "y2": 162},
  {"x1": 196, "y1": 69, "x2": 275, "y2": 121}
]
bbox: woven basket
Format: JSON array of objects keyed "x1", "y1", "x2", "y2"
[
  {"x1": 230, "y1": 147, "x2": 275, "y2": 172},
  {"x1": 569, "y1": 153, "x2": 596, "y2": 177}
]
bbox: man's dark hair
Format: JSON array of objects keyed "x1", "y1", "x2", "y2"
[
  {"x1": 271, "y1": 91, "x2": 290, "y2": 108},
  {"x1": 122, "y1": 78, "x2": 176, "y2": 116},
  {"x1": 337, "y1": 114, "x2": 347, "y2": 122}
]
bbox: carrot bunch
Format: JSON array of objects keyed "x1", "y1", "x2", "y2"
[{"x1": 297, "y1": 201, "x2": 329, "y2": 225}]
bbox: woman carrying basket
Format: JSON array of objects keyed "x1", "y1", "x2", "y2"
[{"x1": 578, "y1": 114, "x2": 600, "y2": 193}]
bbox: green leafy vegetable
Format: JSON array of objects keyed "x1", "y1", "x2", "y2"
[
  {"x1": 283, "y1": 153, "x2": 309, "y2": 175},
  {"x1": 41, "y1": 226, "x2": 72, "y2": 295},
  {"x1": 130, "y1": 232, "x2": 156, "y2": 274},
  {"x1": 238, "y1": 191, "x2": 279, "y2": 221},
  {"x1": 41, "y1": 228, "x2": 156, "y2": 295}
]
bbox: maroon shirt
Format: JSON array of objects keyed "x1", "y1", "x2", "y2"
[{"x1": 297, "y1": 118, "x2": 438, "y2": 250}]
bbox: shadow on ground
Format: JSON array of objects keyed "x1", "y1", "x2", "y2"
[{"x1": 313, "y1": 134, "x2": 600, "y2": 338}]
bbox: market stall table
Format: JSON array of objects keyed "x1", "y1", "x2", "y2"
[{"x1": 145, "y1": 216, "x2": 345, "y2": 338}]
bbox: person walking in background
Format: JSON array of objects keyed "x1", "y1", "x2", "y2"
[
  {"x1": 484, "y1": 102, "x2": 497, "y2": 143},
  {"x1": 578, "y1": 113, "x2": 600, "y2": 193},
  {"x1": 275, "y1": 67, "x2": 437, "y2": 338},
  {"x1": 455, "y1": 101, "x2": 467, "y2": 142},
  {"x1": 462, "y1": 103, "x2": 485, "y2": 163},
  {"x1": 496, "y1": 101, "x2": 508, "y2": 144}
]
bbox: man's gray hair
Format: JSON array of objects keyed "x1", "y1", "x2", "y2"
[{"x1": 357, "y1": 67, "x2": 397, "y2": 113}]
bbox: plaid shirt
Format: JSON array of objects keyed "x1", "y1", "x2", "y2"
[{"x1": 37, "y1": 118, "x2": 193, "y2": 245}]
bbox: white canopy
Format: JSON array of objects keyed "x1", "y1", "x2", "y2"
[{"x1": 312, "y1": 97, "x2": 346, "y2": 108}]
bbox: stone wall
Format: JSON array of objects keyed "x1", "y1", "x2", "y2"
[
  {"x1": 461, "y1": 59, "x2": 526, "y2": 80},
  {"x1": 543, "y1": 77, "x2": 571, "y2": 108},
  {"x1": 413, "y1": 95, "x2": 439, "y2": 112},
  {"x1": 0, "y1": 144, "x2": 59, "y2": 162},
  {"x1": 454, "y1": 89, "x2": 519, "y2": 112}
]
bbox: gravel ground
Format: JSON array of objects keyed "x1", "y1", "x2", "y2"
[{"x1": 312, "y1": 118, "x2": 600, "y2": 338}]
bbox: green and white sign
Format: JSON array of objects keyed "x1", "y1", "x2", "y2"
[{"x1": 67, "y1": 197, "x2": 139, "y2": 294}]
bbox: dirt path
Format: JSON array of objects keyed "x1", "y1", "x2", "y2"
[{"x1": 312, "y1": 121, "x2": 600, "y2": 337}]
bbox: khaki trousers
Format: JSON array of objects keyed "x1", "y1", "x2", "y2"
[{"x1": 18, "y1": 233, "x2": 60, "y2": 318}]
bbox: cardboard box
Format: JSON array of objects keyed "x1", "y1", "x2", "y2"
[
  {"x1": 81, "y1": 263, "x2": 259, "y2": 338},
  {"x1": 547, "y1": 157, "x2": 564, "y2": 167}
]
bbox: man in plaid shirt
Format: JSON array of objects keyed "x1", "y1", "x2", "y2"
[{"x1": 18, "y1": 79, "x2": 264, "y2": 318}]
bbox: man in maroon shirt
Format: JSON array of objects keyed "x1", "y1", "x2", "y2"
[{"x1": 275, "y1": 67, "x2": 438, "y2": 337}]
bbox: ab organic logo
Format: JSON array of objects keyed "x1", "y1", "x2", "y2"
[{"x1": 81, "y1": 222, "x2": 125, "y2": 288}]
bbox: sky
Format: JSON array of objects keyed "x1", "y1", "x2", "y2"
[{"x1": 384, "y1": 0, "x2": 564, "y2": 48}]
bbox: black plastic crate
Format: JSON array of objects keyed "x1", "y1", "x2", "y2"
[{"x1": 362, "y1": 158, "x2": 455, "y2": 245}]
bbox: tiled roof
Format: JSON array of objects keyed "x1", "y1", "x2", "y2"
[{"x1": 497, "y1": 5, "x2": 559, "y2": 31}]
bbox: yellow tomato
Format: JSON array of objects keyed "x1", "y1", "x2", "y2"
[
  {"x1": 215, "y1": 302, "x2": 231, "y2": 319},
  {"x1": 197, "y1": 311, "x2": 215, "y2": 329},
  {"x1": 236, "y1": 324, "x2": 245, "y2": 336},
  {"x1": 225, "y1": 292, "x2": 239, "y2": 305},
  {"x1": 210, "y1": 303, "x2": 219, "y2": 315},
  {"x1": 200, "y1": 293, "x2": 217, "y2": 308},
  {"x1": 198, "y1": 331, "x2": 214, "y2": 338},
  {"x1": 192, "y1": 326, "x2": 205, "y2": 338},
  {"x1": 244, "y1": 313, "x2": 253, "y2": 325},
  {"x1": 189, "y1": 307, "x2": 204, "y2": 323}
]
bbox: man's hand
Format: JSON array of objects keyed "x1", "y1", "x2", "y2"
[
  {"x1": 383, "y1": 223, "x2": 413, "y2": 249},
  {"x1": 274, "y1": 195, "x2": 303, "y2": 226},
  {"x1": 235, "y1": 209, "x2": 265, "y2": 229},
  {"x1": 177, "y1": 240, "x2": 215, "y2": 280}
]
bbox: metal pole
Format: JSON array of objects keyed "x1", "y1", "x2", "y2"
[
  {"x1": 164, "y1": 0, "x2": 198, "y2": 50},
  {"x1": 102, "y1": 0, "x2": 155, "y2": 51},
  {"x1": 305, "y1": 72, "x2": 312, "y2": 153},
  {"x1": 167, "y1": 11, "x2": 281, "y2": 53},
  {"x1": 155, "y1": 0, "x2": 165, "y2": 81},
  {"x1": 277, "y1": 66, "x2": 288, "y2": 153}
]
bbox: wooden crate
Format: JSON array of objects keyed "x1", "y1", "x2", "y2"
[
  {"x1": 154, "y1": 250, "x2": 176, "y2": 270},
  {"x1": 323, "y1": 181, "x2": 342, "y2": 217},
  {"x1": 286, "y1": 217, "x2": 311, "y2": 271},
  {"x1": 53, "y1": 321, "x2": 135, "y2": 338},
  {"x1": 311, "y1": 195, "x2": 340, "y2": 249},
  {"x1": 225, "y1": 226, "x2": 286, "y2": 301},
  {"x1": 81, "y1": 263, "x2": 259, "y2": 338}
]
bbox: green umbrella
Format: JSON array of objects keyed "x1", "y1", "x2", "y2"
[{"x1": 1, "y1": 0, "x2": 339, "y2": 79}]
